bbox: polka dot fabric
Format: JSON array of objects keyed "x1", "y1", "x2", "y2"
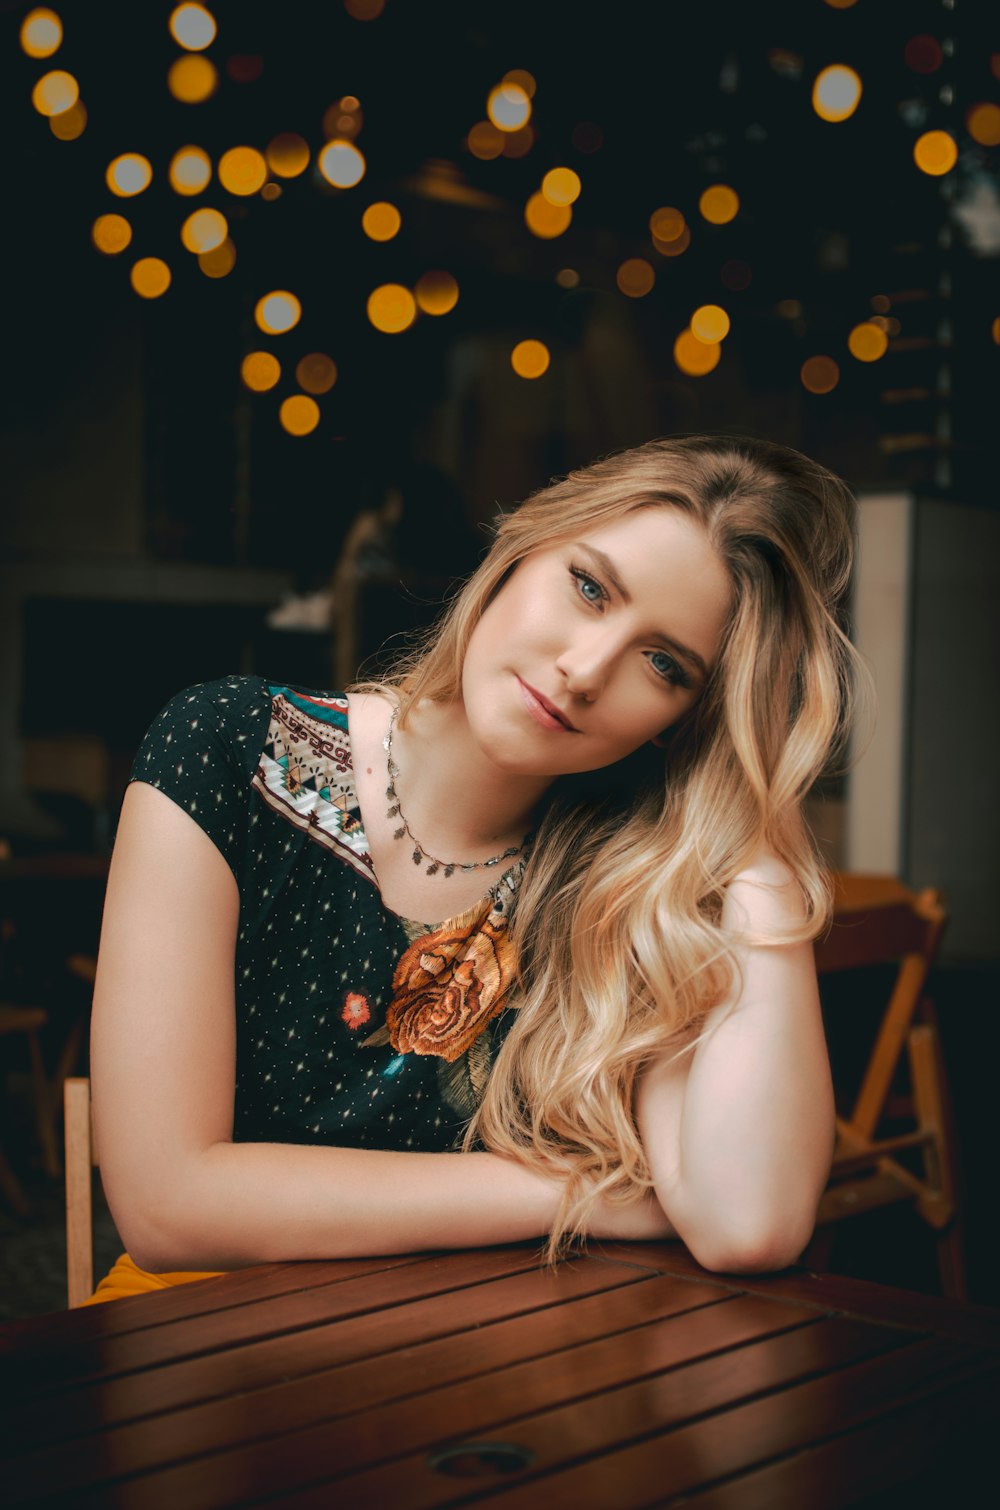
[{"x1": 126, "y1": 675, "x2": 519, "y2": 1154}]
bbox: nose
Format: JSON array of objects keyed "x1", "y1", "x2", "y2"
[{"x1": 555, "y1": 629, "x2": 619, "y2": 702}]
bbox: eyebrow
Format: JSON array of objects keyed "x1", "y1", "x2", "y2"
[{"x1": 576, "y1": 542, "x2": 712, "y2": 681}]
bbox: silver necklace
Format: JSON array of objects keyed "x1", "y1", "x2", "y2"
[{"x1": 382, "y1": 704, "x2": 534, "y2": 877}]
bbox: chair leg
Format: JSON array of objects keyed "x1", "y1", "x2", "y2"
[{"x1": 909, "y1": 1019, "x2": 967, "y2": 1300}]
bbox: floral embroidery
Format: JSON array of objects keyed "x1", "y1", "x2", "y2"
[
  {"x1": 341, "y1": 991, "x2": 372, "y2": 1030},
  {"x1": 384, "y1": 870, "x2": 521, "y2": 1063}
]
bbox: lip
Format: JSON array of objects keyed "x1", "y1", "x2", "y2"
[{"x1": 516, "y1": 678, "x2": 580, "y2": 733}]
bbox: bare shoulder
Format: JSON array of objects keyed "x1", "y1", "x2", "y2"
[{"x1": 723, "y1": 846, "x2": 809, "y2": 936}]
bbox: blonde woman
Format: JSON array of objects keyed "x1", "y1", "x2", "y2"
[{"x1": 87, "y1": 434, "x2": 863, "y2": 1302}]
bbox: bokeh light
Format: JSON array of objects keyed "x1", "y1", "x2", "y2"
[
  {"x1": 198, "y1": 238, "x2": 236, "y2": 277},
  {"x1": 106, "y1": 154, "x2": 152, "y2": 197},
  {"x1": 295, "y1": 354, "x2": 337, "y2": 394},
  {"x1": 50, "y1": 100, "x2": 86, "y2": 139},
  {"x1": 20, "y1": 8, "x2": 62, "y2": 58},
  {"x1": 362, "y1": 202, "x2": 401, "y2": 241},
  {"x1": 992, "y1": 316, "x2": 1000, "y2": 345},
  {"x1": 904, "y1": 35, "x2": 943, "y2": 74},
  {"x1": 31, "y1": 70, "x2": 78, "y2": 116},
  {"x1": 691, "y1": 304, "x2": 730, "y2": 342},
  {"x1": 218, "y1": 146, "x2": 268, "y2": 196},
  {"x1": 344, "y1": 0, "x2": 385, "y2": 18},
  {"x1": 654, "y1": 226, "x2": 691, "y2": 257},
  {"x1": 503, "y1": 68, "x2": 536, "y2": 98},
  {"x1": 674, "y1": 328, "x2": 721, "y2": 376},
  {"x1": 467, "y1": 120, "x2": 504, "y2": 160},
  {"x1": 255, "y1": 291, "x2": 302, "y2": 334},
  {"x1": 168, "y1": 54, "x2": 218, "y2": 103},
  {"x1": 511, "y1": 340, "x2": 550, "y2": 379},
  {"x1": 169, "y1": 4, "x2": 216, "y2": 50},
  {"x1": 487, "y1": 82, "x2": 531, "y2": 132},
  {"x1": 967, "y1": 104, "x2": 1000, "y2": 148},
  {"x1": 131, "y1": 258, "x2": 171, "y2": 299},
  {"x1": 801, "y1": 355, "x2": 840, "y2": 394},
  {"x1": 415, "y1": 270, "x2": 459, "y2": 315},
  {"x1": 318, "y1": 140, "x2": 366, "y2": 188},
  {"x1": 649, "y1": 206, "x2": 685, "y2": 243},
  {"x1": 280, "y1": 395, "x2": 320, "y2": 436},
  {"x1": 525, "y1": 192, "x2": 571, "y2": 238},
  {"x1": 266, "y1": 133, "x2": 310, "y2": 178},
  {"x1": 848, "y1": 321, "x2": 889, "y2": 362},
  {"x1": 322, "y1": 96, "x2": 363, "y2": 140},
  {"x1": 91, "y1": 214, "x2": 132, "y2": 255},
  {"x1": 871, "y1": 293, "x2": 891, "y2": 314},
  {"x1": 913, "y1": 130, "x2": 958, "y2": 176},
  {"x1": 501, "y1": 126, "x2": 535, "y2": 159},
  {"x1": 699, "y1": 184, "x2": 740, "y2": 224},
  {"x1": 542, "y1": 168, "x2": 581, "y2": 206},
  {"x1": 556, "y1": 268, "x2": 580, "y2": 288},
  {"x1": 616, "y1": 259, "x2": 655, "y2": 298},
  {"x1": 367, "y1": 284, "x2": 416, "y2": 333},
  {"x1": 169, "y1": 145, "x2": 212, "y2": 194},
  {"x1": 812, "y1": 65, "x2": 863, "y2": 123},
  {"x1": 241, "y1": 351, "x2": 281, "y2": 391},
  {"x1": 181, "y1": 207, "x2": 228, "y2": 253}
]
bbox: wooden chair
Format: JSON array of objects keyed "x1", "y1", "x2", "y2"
[
  {"x1": 64, "y1": 1075, "x2": 99, "y2": 1307},
  {"x1": 808, "y1": 872, "x2": 965, "y2": 1297}
]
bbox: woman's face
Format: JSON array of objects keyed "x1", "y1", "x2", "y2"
[{"x1": 460, "y1": 505, "x2": 733, "y2": 777}]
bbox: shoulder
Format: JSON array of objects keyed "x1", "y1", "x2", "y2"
[{"x1": 722, "y1": 846, "x2": 809, "y2": 937}]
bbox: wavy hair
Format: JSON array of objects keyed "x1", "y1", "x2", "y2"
[{"x1": 352, "y1": 434, "x2": 869, "y2": 1258}]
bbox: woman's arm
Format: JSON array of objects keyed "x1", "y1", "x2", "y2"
[
  {"x1": 92, "y1": 783, "x2": 669, "y2": 1272},
  {"x1": 635, "y1": 850, "x2": 836, "y2": 1273}
]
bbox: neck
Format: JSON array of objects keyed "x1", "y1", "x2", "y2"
[{"x1": 390, "y1": 695, "x2": 554, "y2": 861}]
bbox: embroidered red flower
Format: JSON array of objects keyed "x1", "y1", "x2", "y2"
[
  {"x1": 341, "y1": 991, "x2": 372, "y2": 1030},
  {"x1": 384, "y1": 901, "x2": 517, "y2": 1063}
]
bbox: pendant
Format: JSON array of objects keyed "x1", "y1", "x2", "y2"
[
  {"x1": 393, "y1": 826, "x2": 406, "y2": 840},
  {"x1": 412, "y1": 849, "x2": 423, "y2": 865},
  {"x1": 426, "y1": 863, "x2": 439, "y2": 875}
]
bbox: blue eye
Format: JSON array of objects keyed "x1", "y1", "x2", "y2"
[
  {"x1": 569, "y1": 566, "x2": 607, "y2": 604},
  {"x1": 647, "y1": 650, "x2": 693, "y2": 689}
]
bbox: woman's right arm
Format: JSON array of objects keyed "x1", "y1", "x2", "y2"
[{"x1": 92, "y1": 783, "x2": 670, "y2": 1272}]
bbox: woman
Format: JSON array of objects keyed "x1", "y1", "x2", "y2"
[{"x1": 86, "y1": 433, "x2": 863, "y2": 1302}]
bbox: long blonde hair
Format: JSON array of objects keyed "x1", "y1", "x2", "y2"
[{"x1": 353, "y1": 434, "x2": 867, "y2": 1256}]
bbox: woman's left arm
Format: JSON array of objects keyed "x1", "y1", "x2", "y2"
[{"x1": 635, "y1": 850, "x2": 836, "y2": 1273}]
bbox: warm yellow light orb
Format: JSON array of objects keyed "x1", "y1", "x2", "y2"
[
  {"x1": 280, "y1": 395, "x2": 320, "y2": 436},
  {"x1": 367, "y1": 284, "x2": 417, "y2": 333},
  {"x1": 487, "y1": 82, "x2": 531, "y2": 133},
  {"x1": 848, "y1": 321, "x2": 889, "y2": 362},
  {"x1": 812, "y1": 65, "x2": 862, "y2": 123},
  {"x1": 415, "y1": 270, "x2": 459, "y2": 316},
  {"x1": 296, "y1": 353, "x2": 338, "y2": 394},
  {"x1": 511, "y1": 340, "x2": 550, "y2": 379},
  {"x1": 913, "y1": 130, "x2": 958, "y2": 176},
  {"x1": 542, "y1": 168, "x2": 581, "y2": 207},
  {"x1": 31, "y1": 69, "x2": 78, "y2": 116},
  {"x1": 556, "y1": 268, "x2": 580, "y2": 289},
  {"x1": 20, "y1": 8, "x2": 62, "y2": 58},
  {"x1": 691, "y1": 305, "x2": 731, "y2": 343},
  {"x1": 467, "y1": 120, "x2": 504, "y2": 160},
  {"x1": 698, "y1": 184, "x2": 739, "y2": 225},
  {"x1": 106, "y1": 154, "x2": 153, "y2": 197},
  {"x1": 92, "y1": 213, "x2": 132, "y2": 255},
  {"x1": 801, "y1": 355, "x2": 840, "y2": 394},
  {"x1": 649, "y1": 206, "x2": 685, "y2": 243},
  {"x1": 674, "y1": 328, "x2": 721, "y2": 376},
  {"x1": 255, "y1": 291, "x2": 302, "y2": 334},
  {"x1": 168, "y1": 53, "x2": 218, "y2": 103},
  {"x1": 266, "y1": 133, "x2": 310, "y2": 178},
  {"x1": 50, "y1": 99, "x2": 86, "y2": 139},
  {"x1": 198, "y1": 238, "x2": 236, "y2": 278},
  {"x1": 169, "y1": 4, "x2": 216, "y2": 50},
  {"x1": 503, "y1": 68, "x2": 536, "y2": 98},
  {"x1": 181, "y1": 207, "x2": 228, "y2": 254},
  {"x1": 217, "y1": 146, "x2": 267, "y2": 197},
  {"x1": 318, "y1": 140, "x2": 366, "y2": 188},
  {"x1": 654, "y1": 226, "x2": 691, "y2": 257},
  {"x1": 169, "y1": 145, "x2": 212, "y2": 195},
  {"x1": 131, "y1": 258, "x2": 171, "y2": 299},
  {"x1": 616, "y1": 259, "x2": 655, "y2": 298},
  {"x1": 525, "y1": 192, "x2": 571, "y2": 239},
  {"x1": 967, "y1": 103, "x2": 1000, "y2": 147},
  {"x1": 501, "y1": 125, "x2": 535, "y2": 159},
  {"x1": 241, "y1": 352, "x2": 281, "y2": 391},
  {"x1": 362, "y1": 202, "x2": 401, "y2": 241}
]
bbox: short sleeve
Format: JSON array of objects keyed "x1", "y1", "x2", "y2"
[{"x1": 126, "y1": 675, "x2": 273, "y2": 882}]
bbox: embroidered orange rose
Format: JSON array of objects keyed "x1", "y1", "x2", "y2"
[
  {"x1": 385, "y1": 906, "x2": 517, "y2": 1063},
  {"x1": 341, "y1": 991, "x2": 371, "y2": 1030}
]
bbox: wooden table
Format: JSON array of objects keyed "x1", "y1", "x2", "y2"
[{"x1": 2, "y1": 1242, "x2": 999, "y2": 1508}]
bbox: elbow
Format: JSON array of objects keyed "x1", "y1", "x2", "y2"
[{"x1": 685, "y1": 1213, "x2": 814, "y2": 1276}]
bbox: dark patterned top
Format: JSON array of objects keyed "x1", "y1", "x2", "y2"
[{"x1": 127, "y1": 676, "x2": 525, "y2": 1153}]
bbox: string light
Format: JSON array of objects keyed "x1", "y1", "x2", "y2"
[
  {"x1": 168, "y1": 54, "x2": 218, "y2": 103},
  {"x1": 199, "y1": 239, "x2": 236, "y2": 277},
  {"x1": 280, "y1": 395, "x2": 320, "y2": 435},
  {"x1": 812, "y1": 65, "x2": 862, "y2": 123},
  {"x1": 511, "y1": 340, "x2": 550, "y2": 379},
  {"x1": 848, "y1": 322, "x2": 889, "y2": 361},
  {"x1": 169, "y1": 146, "x2": 212, "y2": 195},
  {"x1": 106, "y1": 154, "x2": 152, "y2": 197},
  {"x1": 181, "y1": 208, "x2": 228, "y2": 253},
  {"x1": 218, "y1": 147, "x2": 267, "y2": 196},
  {"x1": 362, "y1": 202, "x2": 401, "y2": 241},
  {"x1": 367, "y1": 284, "x2": 416, "y2": 333},
  {"x1": 801, "y1": 356, "x2": 840, "y2": 394},
  {"x1": 616, "y1": 259, "x2": 655, "y2": 297},
  {"x1": 31, "y1": 70, "x2": 78, "y2": 116},
  {"x1": 131, "y1": 258, "x2": 171, "y2": 299},
  {"x1": 241, "y1": 352, "x2": 281, "y2": 390},
  {"x1": 318, "y1": 141, "x2": 366, "y2": 188},
  {"x1": 255, "y1": 291, "x2": 302, "y2": 334},
  {"x1": 699, "y1": 185, "x2": 739, "y2": 224},
  {"x1": 488, "y1": 83, "x2": 531, "y2": 133},
  {"x1": 50, "y1": 100, "x2": 86, "y2": 139},
  {"x1": 296, "y1": 354, "x2": 338, "y2": 393},
  {"x1": 91, "y1": 214, "x2": 132, "y2": 255},
  {"x1": 169, "y1": 5, "x2": 216, "y2": 51},
  {"x1": 674, "y1": 329, "x2": 720, "y2": 375},
  {"x1": 525, "y1": 193, "x2": 571, "y2": 239},
  {"x1": 20, "y1": 8, "x2": 63, "y2": 58},
  {"x1": 913, "y1": 130, "x2": 957, "y2": 176},
  {"x1": 415, "y1": 271, "x2": 459, "y2": 315},
  {"x1": 691, "y1": 305, "x2": 730, "y2": 342},
  {"x1": 542, "y1": 169, "x2": 581, "y2": 207},
  {"x1": 266, "y1": 134, "x2": 310, "y2": 178}
]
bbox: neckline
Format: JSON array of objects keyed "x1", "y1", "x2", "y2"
[{"x1": 343, "y1": 690, "x2": 525, "y2": 935}]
